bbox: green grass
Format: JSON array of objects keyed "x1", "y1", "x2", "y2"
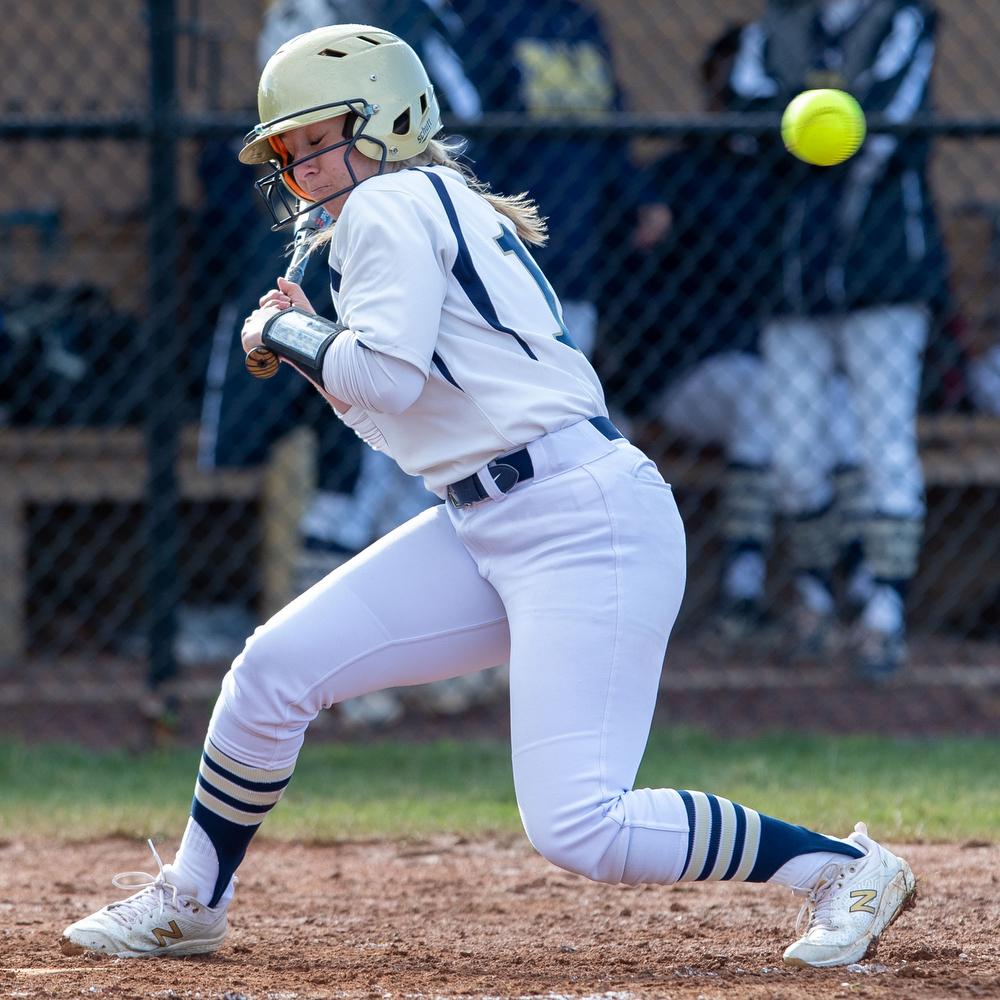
[{"x1": 0, "y1": 730, "x2": 997, "y2": 843}]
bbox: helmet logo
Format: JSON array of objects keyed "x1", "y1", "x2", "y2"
[{"x1": 417, "y1": 116, "x2": 433, "y2": 144}]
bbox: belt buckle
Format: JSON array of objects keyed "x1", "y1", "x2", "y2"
[
  {"x1": 489, "y1": 462, "x2": 520, "y2": 493},
  {"x1": 447, "y1": 485, "x2": 468, "y2": 508}
]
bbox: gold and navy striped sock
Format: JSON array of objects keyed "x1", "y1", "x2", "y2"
[
  {"x1": 190, "y1": 739, "x2": 295, "y2": 906},
  {"x1": 677, "y1": 790, "x2": 863, "y2": 883}
]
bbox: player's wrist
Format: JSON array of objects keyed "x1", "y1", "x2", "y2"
[{"x1": 260, "y1": 307, "x2": 347, "y2": 382}]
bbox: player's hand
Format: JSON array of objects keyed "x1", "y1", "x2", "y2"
[
  {"x1": 259, "y1": 277, "x2": 316, "y2": 315},
  {"x1": 241, "y1": 278, "x2": 316, "y2": 354},
  {"x1": 241, "y1": 304, "x2": 279, "y2": 354}
]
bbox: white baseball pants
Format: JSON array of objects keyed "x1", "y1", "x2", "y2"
[
  {"x1": 207, "y1": 419, "x2": 696, "y2": 884},
  {"x1": 761, "y1": 304, "x2": 928, "y2": 517}
]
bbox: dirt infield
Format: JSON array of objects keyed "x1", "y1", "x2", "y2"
[{"x1": 1, "y1": 837, "x2": 998, "y2": 999}]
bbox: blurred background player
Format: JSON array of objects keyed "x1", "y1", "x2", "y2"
[
  {"x1": 729, "y1": 0, "x2": 949, "y2": 676},
  {"x1": 600, "y1": 28, "x2": 864, "y2": 652}
]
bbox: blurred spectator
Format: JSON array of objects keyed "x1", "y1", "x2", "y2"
[
  {"x1": 969, "y1": 345, "x2": 1000, "y2": 414},
  {"x1": 0, "y1": 284, "x2": 142, "y2": 427},
  {"x1": 731, "y1": 0, "x2": 949, "y2": 677},
  {"x1": 451, "y1": 0, "x2": 643, "y2": 358},
  {"x1": 259, "y1": 0, "x2": 483, "y2": 124}
]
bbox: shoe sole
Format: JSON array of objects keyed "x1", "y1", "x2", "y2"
[
  {"x1": 783, "y1": 860, "x2": 917, "y2": 969},
  {"x1": 61, "y1": 931, "x2": 227, "y2": 959}
]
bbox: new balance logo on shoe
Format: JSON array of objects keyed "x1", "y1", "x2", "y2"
[
  {"x1": 152, "y1": 921, "x2": 184, "y2": 947},
  {"x1": 849, "y1": 888, "x2": 878, "y2": 914}
]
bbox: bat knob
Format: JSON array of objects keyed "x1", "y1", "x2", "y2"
[{"x1": 246, "y1": 347, "x2": 280, "y2": 379}]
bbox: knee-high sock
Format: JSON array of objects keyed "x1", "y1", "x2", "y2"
[
  {"x1": 676, "y1": 791, "x2": 863, "y2": 886},
  {"x1": 720, "y1": 463, "x2": 775, "y2": 554},
  {"x1": 719, "y1": 463, "x2": 775, "y2": 603},
  {"x1": 789, "y1": 503, "x2": 839, "y2": 586},
  {"x1": 179, "y1": 738, "x2": 295, "y2": 907},
  {"x1": 864, "y1": 514, "x2": 923, "y2": 596},
  {"x1": 833, "y1": 464, "x2": 868, "y2": 556}
]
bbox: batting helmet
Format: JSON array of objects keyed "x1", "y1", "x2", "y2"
[{"x1": 240, "y1": 24, "x2": 442, "y2": 227}]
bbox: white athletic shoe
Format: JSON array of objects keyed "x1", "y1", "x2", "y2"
[
  {"x1": 61, "y1": 840, "x2": 228, "y2": 958},
  {"x1": 782, "y1": 822, "x2": 916, "y2": 968}
]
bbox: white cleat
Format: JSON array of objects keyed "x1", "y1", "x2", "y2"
[
  {"x1": 61, "y1": 840, "x2": 227, "y2": 958},
  {"x1": 782, "y1": 822, "x2": 916, "y2": 968}
]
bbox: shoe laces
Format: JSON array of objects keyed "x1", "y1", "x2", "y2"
[
  {"x1": 104, "y1": 839, "x2": 189, "y2": 926},
  {"x1": 793, "y1": 861, "x2": 844, "y2": 937}
]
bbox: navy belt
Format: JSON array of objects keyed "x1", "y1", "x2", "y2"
[{"x1": 447, "y1": 416, "x2": 624, "y2": 508}]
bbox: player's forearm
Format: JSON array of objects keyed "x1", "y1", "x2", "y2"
[{"x1": 321, "y1": 331, "x2": 426, "y2": 414}]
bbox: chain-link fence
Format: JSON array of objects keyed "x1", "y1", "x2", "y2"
[{"x1": 2, "y1": 0, "x2": 1000, "y2": 744}]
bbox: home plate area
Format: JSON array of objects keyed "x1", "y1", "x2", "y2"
[{"x1": 1, "y1": 838, "x2": 998, "y2": 999}]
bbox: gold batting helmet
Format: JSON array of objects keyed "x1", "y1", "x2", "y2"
[{"x1": 241, "y1": 24, "x2": 442, "y2": 227}]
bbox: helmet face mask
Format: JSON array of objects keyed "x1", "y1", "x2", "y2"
[
  {"x1": 249, "y1": 98, "x2": 387, "y2": 229},
  {"x1": 241, "y1": 24, "x2": 442, "y2": 229}
]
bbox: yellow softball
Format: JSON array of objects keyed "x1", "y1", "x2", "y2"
[{"x1": 781, "y1": 89, "x2": 866, "y2": 166}]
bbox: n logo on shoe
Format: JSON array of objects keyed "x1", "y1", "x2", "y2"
[
  {"x1": 849, "y1": 889, "x2": 878, "y2": 914},
  {"x1": 152, "y1": 921, "x2": 183, "y2": 947}
]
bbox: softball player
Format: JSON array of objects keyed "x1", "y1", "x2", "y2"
[{"x1": 62, "y1": 25, "x2": 915, "y2": 968}]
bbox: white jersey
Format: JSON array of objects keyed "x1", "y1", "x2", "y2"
[{"x1": 326, "y1": 164, "x2": 608, "y2": 494}]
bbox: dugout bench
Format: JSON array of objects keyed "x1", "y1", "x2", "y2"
[
  {"x1": 0, "y1": 424, "x2": 314, "y2": 667},
  {"x1": 0, "y1": 415, "x2": 998, "y2": 668},
  {"x1": 646, "y1": 412, "x2": 1000, "y2": 491}
]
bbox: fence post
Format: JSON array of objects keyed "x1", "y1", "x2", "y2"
[{"x1": 145, "y1": 0, "x2": 181, "y2": 688}]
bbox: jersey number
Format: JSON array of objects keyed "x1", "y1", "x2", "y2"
[{"x1": 493, "y1": 227, "x2": 578, "y2": 351}]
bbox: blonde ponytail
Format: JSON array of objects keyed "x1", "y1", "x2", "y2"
[
  {"x1": 389, "y1": 138, "x2": 549, "y2": 247},
  {"x1": 305, "y1": 136, "x2": 548, "y2": 251}
]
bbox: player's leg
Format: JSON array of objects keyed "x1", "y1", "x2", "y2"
[
  {"x1": 481, "y1": 432, "x2": 860, "y2": 888},
  {"x1": 762, "y1": 316, "x2": 844, "y2": 656},
  {"x1": 825, "y1": 373, "x2": 877, "y2": 612},
  {"x1": 840, "y1": 303, "x2": 928, "y2": 678},
  {"x1": 456, "y1": 421, "x2": 912, "y2": 966},
  {"x1": 62, "y1": 504, "x2": 509, "y2": 957}
]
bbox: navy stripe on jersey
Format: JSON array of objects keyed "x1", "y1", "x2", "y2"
[
  {"x1": 418, "y1": 168, "x2": 539, "y2": 360},
  {"x1": 432, "y1": 350, "x2": 463, "y2": 390},
  {"x1": 494, "y1": 225, "x2": 578, "y2": 351},
  {"x1": 328, "y1": 265, "x2": 342, "y2": 293}
]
